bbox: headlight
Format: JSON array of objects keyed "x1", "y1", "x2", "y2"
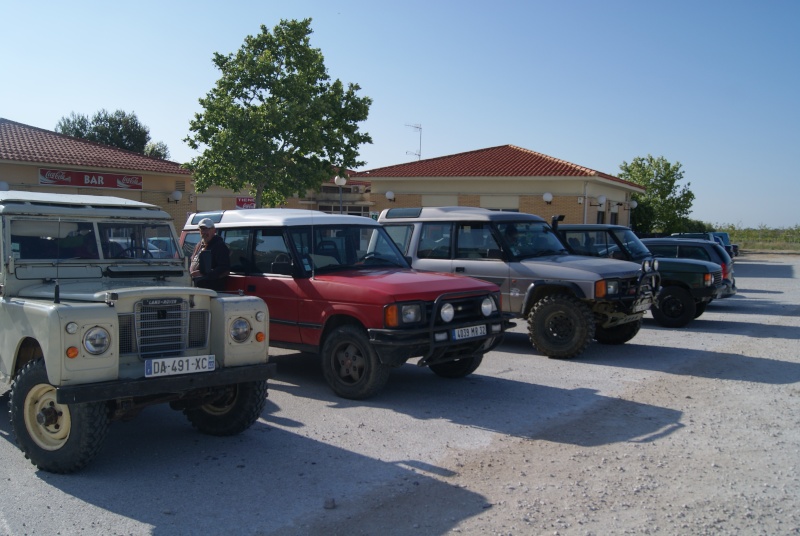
[
  {"x1": 401, "y1": 304, "x2": 422, "y2": 323},
  {"x1": 230, "y1": 318, "x2": 252, "y2": 343},
  {"x1": 652, "y1": 259, "x2": 659, "y2": 272},
  {"x1": 481, "y1": 297, "x2": 495, "y2": 317},
  {"x1": 65, "y1": 322, "x2": 79, "y2": 335},
  {"x1": 606, "y1": 280, "x2": 620, "y2": 295},
  {"x1": 440, "y1": 302, "x2": 455, "y2": 323},
  {"x1": 83, "y1": 326, "x2": 110, "y2": 355}
]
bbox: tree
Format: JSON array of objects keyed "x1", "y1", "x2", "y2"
[
  {"x1": 618, "y1": 155, "x2": 695, "y2": 234},
  {"x1": 144, "y1": 141, "x2": 170, "y2": 160},
  {"x1": 184, "y1": 18, "x2": 373, "y2": 208},
  {"x1": 55, "y1": 109, "x2": 170, "y2": 159}
]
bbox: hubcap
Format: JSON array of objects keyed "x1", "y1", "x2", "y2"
[{"x1": 24, "y1": 384, "x2": 71, "y2": 451}]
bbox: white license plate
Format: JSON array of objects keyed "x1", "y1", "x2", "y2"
[
  {"x1": 145, "y1": 355, "x2": 215, "y2": 378},
  {"x1": 452, "y1": 325, "x2": 487, "y2": 341}
]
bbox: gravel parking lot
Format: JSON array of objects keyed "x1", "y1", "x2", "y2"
[{"x1": 1, "y1": 253, "x2": 798, "y2": 535}]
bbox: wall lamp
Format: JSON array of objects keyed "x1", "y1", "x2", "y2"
[
  {"x1": 542, "y1": 192, "x2": 553, "y2": 205},
  {"x1": 167, "y1": 190, "x2": 183, "y2": 204},
  {"x1": 385, "y1": 191, "x2": 396, "y2": 203},
  {"x1": 589, "y1": 195, "x2": 606, "y2": 207}
]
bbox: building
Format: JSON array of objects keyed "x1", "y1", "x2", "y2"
[
  {"x1": 1, "y1": 119, "x2": 642, "y2": 226},
  {"x1": 353, "y1": 145, "x2": 644, "y2": 225}
]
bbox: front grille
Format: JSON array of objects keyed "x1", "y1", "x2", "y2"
[
  {"x1": 712, "y1": 270, "x2": 723, "y2": 285},
  {"x1": 621, "y1": 276, "x2": 643, "y2": 296},
  {"x1": 119, "y1": 299, "x2": 209, "y2": 358}
]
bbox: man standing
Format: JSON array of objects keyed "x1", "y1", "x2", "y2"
[{"x1": 190, "y1": 218, "x2": 230, "y2": 290}]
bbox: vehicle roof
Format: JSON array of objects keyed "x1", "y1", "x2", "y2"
[
  {"x1": 558, "y1": 224, "x2": 631, "y2": 231},
  {"x1": 0, "y1": 190, "x2": 169, "y2": 218},
  {"x1": 641, "y1": 237, "x2": 719, "y2": 245},
  {"x1": 378, "y1": 206, "x2": 546, "y2": 223},
  {"x1": 183, "y1": 208, "x2": 380, "y2": 229}
]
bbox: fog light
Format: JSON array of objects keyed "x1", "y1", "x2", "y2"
[{"x1": 440, "y1": 303, "x2": 455, "y2": 323}]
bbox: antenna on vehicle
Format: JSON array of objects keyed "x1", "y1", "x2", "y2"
[{"x1": 405, "y1": 123, "x2": 421, "y2": 160}]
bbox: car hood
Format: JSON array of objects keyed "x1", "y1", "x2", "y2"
[
  {"x1": 519, "y1": 255, "x2": 642, "y2": 279},
  {"x1": 17, "y1": 280, "x2": 212, "y2": 302},
  {"x1": 309, "y1": 268, "x2": 499, "y2": 302}
]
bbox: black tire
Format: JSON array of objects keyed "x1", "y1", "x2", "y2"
[
  {"x1": 594, "y1": 319, "x2": 642, "y2": 345},
  {"x1": 429, "y1": 355, "x2": 483, "y2": 378},
  {"x1": 651, "y1": 286, "x2": 696, "y2": 328},
  {"x1": 9, "y1": 359, "x2": 109, "y2": 474},
  {"x1": 321, "y1": 325, "x2": 390, "y2": 400},
  {"x1": 694, "y1": 301, "x2": 708, "y2": 318},
  {"x1": 184, "y1": 380, "x2": 268, "y2": 436},
  {"x1": 528, "y1": 294, "x2": 595, "y2": 359}
]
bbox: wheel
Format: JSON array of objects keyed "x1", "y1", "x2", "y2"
[
  {"x1": 694, "y1": 301, "x2": 708, "y2": 318},
  {"x1": 528, "y1": 294, "x2": 595, "y2": 359},
  {"x1": 651, "y1": 286, "x2": 696, "y2": 328},
  {"x1": 321, "y1": 325, "x2": 390, "y2": 400},
  {"x1": 9, "y1": 359, "x2": 109, "y2": 474},
  {"x1": 594, "y1": 319, "x2": 641, "y2": 345},
  {"x1": 183, "y1": 380, "x2": 268, "y2": 436},
  {"x1": 429, "y1": 355, "x2": 483, "y2": 378}
]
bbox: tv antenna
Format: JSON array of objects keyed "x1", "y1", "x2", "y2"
[{"x1": 405, "y1": 123, "x2": 421, "y2": 160}]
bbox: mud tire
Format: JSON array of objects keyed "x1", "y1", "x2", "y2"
[
  {"x1": 528, "y1": 294, "x2": 595, "y2": 359},
  {"x1": 9, "y1": 359, "x2": 109, "y2": 474}
]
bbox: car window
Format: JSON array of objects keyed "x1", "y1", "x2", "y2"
[
  {"x1": 254, "y1": 229, "x2": 292, "y2": 273},
  {"x1": 680, "y1": 246, "x2": 710, "y2": 261},
  {"x1": 419, "y1": 223, "x2": 452, "y2": 259},
  {"x1": 647, "y1": 244, "x2": 677, "y2": 257},
  {"x1": 455, "y1": 223, "x2": 497, "y2": 259},
  {"x1": 498, "y1": 222, "x2": 563, "y2": 258},
  {"x1": 222, "y1": 228, "x2": 252, "y2": 272}
]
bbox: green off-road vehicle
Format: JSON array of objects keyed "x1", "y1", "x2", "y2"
[{"x1": 556, "y1": 223, "x2": 727, "y2": 328}]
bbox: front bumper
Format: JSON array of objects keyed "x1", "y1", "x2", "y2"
[
  {"x1": 369, "y1": 315, "x2": 510, "y2": 367},
  {"x1": 56, "y1": 362, "x2": 277, "y2": 404}
]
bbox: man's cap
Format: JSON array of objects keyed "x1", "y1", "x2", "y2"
[{"x1": 198, "y1": 218, "x2": 215, "y2": 229}]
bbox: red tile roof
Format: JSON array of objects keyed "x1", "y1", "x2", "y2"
[
  {"x1": 353, "y1": 144, "x2": 634, "y2": 186},
  {"x1": 0, "y1": 118, "x2": 190, "y2": 176}
]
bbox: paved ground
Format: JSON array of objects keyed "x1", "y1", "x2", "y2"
[{"x1": 1, "y1": 253, "x2": 798, "y2": 535}]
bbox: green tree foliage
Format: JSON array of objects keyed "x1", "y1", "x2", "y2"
[
  {"x1": 184, "y1": 18, "x2": 373, "y2": 208},
  {"x1": 55, "y1": 109, "x2": 170, "y2": 159},
  {"x1": 144, "y1": 141, "x2": 170, "y2": 160},
  {"x1": 618, "y1": 155, "x2": 695, "y2": 234}
]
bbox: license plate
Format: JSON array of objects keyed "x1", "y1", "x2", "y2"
[
  {"x1": 452, "y1": 325, "x2": 487, "y2": 341},
  {"x1": 145, "y1": 355, "x2": 215, "y2": 378}
]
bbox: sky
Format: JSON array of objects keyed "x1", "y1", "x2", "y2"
[{"x1": 1, "y1": 0, "x2": 798, "y2": 228}]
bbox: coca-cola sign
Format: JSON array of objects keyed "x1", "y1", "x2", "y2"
[
  {"x1": 39, "y1": 168, "x2": 143, "y2": 190},
  {"x1": 236, "y1": 197, "x2": 256, "y2": 209}
]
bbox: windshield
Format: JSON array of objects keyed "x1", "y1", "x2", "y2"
[
  {"x1": 497, "y1": 221, "x2": 567, "y2": 258},
  {"x1": 287, "y1": 224, "x2": 409, "y2": 272},
  {"x1": 8, "y1": 218, "x2": 180, "y2": 261},
  {"x1": 611, "y1": 228, "x2": 651, "y2": 260}
]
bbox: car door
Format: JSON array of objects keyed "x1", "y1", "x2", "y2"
[
  {"x1": 222, "y1": 227, "x2": 302, "y2": 344},
  {"x1": 447, "y1": 222, "x2": 511, "y2": 305}
]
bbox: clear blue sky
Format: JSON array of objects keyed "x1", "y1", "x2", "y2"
[{"x1": 2, "y1": 0, "x2": 798, "y2": 228}]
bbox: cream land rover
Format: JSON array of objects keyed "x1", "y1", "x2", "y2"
[{"x1": 0, "y1": 191, "x2": 274, "y2": 473}]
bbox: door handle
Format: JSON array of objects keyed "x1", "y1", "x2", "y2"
[{"x1": 455, "y1": 266, "x2": 465, "y2": 273}]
